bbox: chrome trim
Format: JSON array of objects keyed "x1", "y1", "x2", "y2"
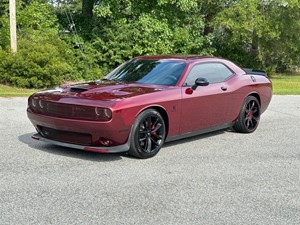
[{"x1": 32, "y1": 133, "x2": 130, "y2": 153}]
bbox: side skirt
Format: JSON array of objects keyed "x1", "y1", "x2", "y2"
[{"x1": 165, "y1": 122, "x2": 234, "y2": 143}]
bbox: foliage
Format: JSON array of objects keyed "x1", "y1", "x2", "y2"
[
  {"x1": 0, "y1": 1, "x2": 76, "y2": 88},
  {"x1": 0, "y1": 0, "x2": 300, "y2": 88},
  {"x1": 0, "y1": 38, "x2": 75, "y2": 88},
  {"x1": 212, "y1": 0, "x2": 300, "y2": 71},
  {"x1": 259, "y1": 1, "x2": 300, "y2": 72}
]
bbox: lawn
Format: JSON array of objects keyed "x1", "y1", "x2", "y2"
[
  {"x1": 0, "y1": 84, "x2": 38, "y2": 97},
  {"x1": 0, "y1": 74, "x2": 299, "y2": 97},
  {"x1": 270, "y1": 74, "x2": 300, "y2": 95}
]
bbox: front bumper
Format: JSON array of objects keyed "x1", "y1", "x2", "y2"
[
  {"x1": 32, "y1": 133, "x2": 130, "y2": 153},
  {"x1": 27, "y1": 108, "x2": 131, "y2": 147}
]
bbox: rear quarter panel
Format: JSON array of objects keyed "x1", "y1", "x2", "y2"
[{"x1": 226, "y1": 74, "x2": 272, "y2": 121}]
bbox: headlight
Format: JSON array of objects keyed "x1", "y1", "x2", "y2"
[
  {"x1": 39, "y1": 100, "x2": 45, "y2": 109},
  {"x1": 31, "y1": 98, "x2": 37, "y2": 108},
  {"x1": 95, "y1": 107, "x2": 112, "y2": 121}
]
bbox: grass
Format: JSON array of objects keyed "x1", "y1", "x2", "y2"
[
  {"x1": 0, "y1": 84, "x2": 38, "y2": 97},
  {"x1": 0, "y1": 74, "x2": 299, "y2": 96},
  {"x1": 270, "y1": 74, "x2": 300, "y2": 95}
]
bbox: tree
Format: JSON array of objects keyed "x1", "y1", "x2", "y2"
[
  {"x1": 212, "y1": 0, "x2": 300, "y2": 71},
  {"x1": 82, "y1": 0, "x2": 94, "y2": 17},
  {"x1": 1, "y1": 0, "x2": 300, "y2": 89},
  {"x1": 259, "y1": 0, "x2": 300, "y2": 71},
  {"x1": 0, "y1": 0, "x2": 76, "y2": 87}
]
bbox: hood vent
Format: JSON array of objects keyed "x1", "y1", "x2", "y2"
[{"x1": 70, "y1": 87, "x2": 88, "y2": 93}]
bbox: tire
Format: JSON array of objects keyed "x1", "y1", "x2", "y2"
[
  {"x1": 233, "y1": 96, "x2": 260, "y2": 133},
  {"x1": 128, "y1": 109, "x2": 166, "y2": 159}
]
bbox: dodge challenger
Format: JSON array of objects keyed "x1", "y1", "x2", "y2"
[{"x1": 27, "y1": 55, "x2": 272, "y2": 158}]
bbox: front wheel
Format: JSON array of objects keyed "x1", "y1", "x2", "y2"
[
  {"x1": 128, "y1": 109, "x2": 166, "y2": 159},
  {"x1": 233, "y1": 96, "x2": 261, "y2": 133}
]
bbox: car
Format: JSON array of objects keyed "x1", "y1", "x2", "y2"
[{"x1": 27, "y1": 55, "x2": 272, "y2": 158}]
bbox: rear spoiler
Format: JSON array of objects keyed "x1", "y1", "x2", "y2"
[{"x1": 243, "y1": 68, "x2": 267, "y2": 77}]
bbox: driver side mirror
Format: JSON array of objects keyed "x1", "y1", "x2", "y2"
[{"x1": 191, "y1": 77, "x2": 209, "y2": 90}]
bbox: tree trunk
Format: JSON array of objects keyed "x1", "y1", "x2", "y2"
[{"x1": 82, "y1": 0, "x2": 94, "y2": 18}]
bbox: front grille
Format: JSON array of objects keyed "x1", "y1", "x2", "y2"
[
  {"x1": 46, "y1": 102, "x2": 73, "y2": 117},
  {"x1": 32, "y1": 100, "x2": 97, "y2": 120},
  {"x1": 29, "y1": 99, "x2": 111, "y2": 121},
  {"x1": 39, "y1": 126, "x2": 92, "y2": 146}
]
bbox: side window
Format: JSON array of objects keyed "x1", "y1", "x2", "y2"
[{"x1": 184, "y1": 63, "x2": 233, "y2": 86}]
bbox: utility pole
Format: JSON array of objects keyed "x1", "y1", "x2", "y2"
[{"x1": 9, "y1": 0, "x2": 17, "y2": 52}]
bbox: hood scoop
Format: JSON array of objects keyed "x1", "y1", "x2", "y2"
[{"x1": 70, "y1": 87, "x2": 88, "y2": 93}]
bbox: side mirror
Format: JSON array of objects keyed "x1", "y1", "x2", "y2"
[{"x1": 191, "y1": 77, "x2": 209, "y2": 90}]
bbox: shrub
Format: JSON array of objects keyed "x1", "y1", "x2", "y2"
[{"x1": 0, "y1": 38, "x2": 75, "y2": 88}]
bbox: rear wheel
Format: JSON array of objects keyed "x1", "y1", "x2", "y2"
[
  {"x1": 128, "y1": 109, "x2": 166, "y2": 159},
  {"x1": 233, "y1": 96, "x2": 260, "y2": 133}
]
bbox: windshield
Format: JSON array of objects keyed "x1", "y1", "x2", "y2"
[{"x1": 105, "y1": 59, "x2": 186, "y2": 86}]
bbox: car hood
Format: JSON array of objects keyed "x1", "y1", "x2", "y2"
[{"x1": 32, "y1": 81, "x2": 170, "y2": 104}]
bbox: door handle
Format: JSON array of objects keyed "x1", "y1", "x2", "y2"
[{"x1": 221, "y1": 86, "x2": 227, "y2": 91}]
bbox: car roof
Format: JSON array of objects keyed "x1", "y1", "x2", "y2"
[
  {"x1": 133, "y1": 55, "x2": 246, "y2": 74},
  {"x1": 135, "y1": 55, "x2": 220, "y2": 61}
]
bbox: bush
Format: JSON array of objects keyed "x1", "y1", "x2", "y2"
[{"x1": 0, "y1": 38, "x2": 76, "y2": 88}]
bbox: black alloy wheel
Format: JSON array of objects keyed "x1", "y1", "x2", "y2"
[
  {"x1": 234, "y1": 96, "x2": 260, "y2": 133},
  {"x1": 128, "y1": 109, "x2": 166, "y2": 159}
]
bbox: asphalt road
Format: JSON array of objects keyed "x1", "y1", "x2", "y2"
[{"x1": 0, "y1": 96, "x2": 300, "y2": 225}]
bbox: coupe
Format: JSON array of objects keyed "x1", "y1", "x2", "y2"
[{"x1": 27, "y1": 55, "x2": 272, "y2": 158}]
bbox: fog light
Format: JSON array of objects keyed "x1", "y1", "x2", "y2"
[{"x1": 98, "y1": 137, "x2": 113, "y2": 146}]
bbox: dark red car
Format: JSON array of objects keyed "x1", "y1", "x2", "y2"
[{"x1": 27, "y1": 55, "x2": 272, "y2": 158}]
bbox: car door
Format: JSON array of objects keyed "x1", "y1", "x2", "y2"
[{"x1": 180, "y1": 62, "x2": 234, "y2": 134}]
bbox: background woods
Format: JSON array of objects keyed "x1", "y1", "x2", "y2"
[{"x1": 0, "y1": 0, "x2": 300, "y2": 88}]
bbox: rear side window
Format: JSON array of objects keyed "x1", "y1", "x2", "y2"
[{"x1": 184, "y1": 63, "x2": 233, "y2": 86}]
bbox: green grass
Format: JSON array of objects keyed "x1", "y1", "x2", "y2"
[
  {"x1": 0, "y1": 84, "x2": 38, "y2": 97},
  {"x1": 0, "y1": 74, "x2": 300, "y2": 96},
  {"x1": 270, "y1": 74, "x2": 300, "y2": 95}
]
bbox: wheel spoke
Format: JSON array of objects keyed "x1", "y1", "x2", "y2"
[
  {"x1": 143, "y1": 121, "x2": 148, "y2": 132},
  {"x1": 152, "y1": 117, "x2": 159, "y2": 127},
  {"x1": 145, "y1": 137, "x2": 152, "y2": 152},
  {"x1": 151, "y1": 123, "x2": 162, "y2": 133},
  {"x1": 150, "y1": 137, "x2": 159, "y2": 147},
  {"x1": 250, "y1": 101, "x2": 255, "y2": 110},
  {"x1": 144, "y1": 137, "x2": 148, "y2": 150},
  {"x1": 245, "y1": 118, "x2": 250, "y2": 128},
  {"x1": 249, "y1": 119, "x2": 254, "y2": 128},
  {"x1": 139, "y1": 137, "x2": 147, "y2": 142},
  {"x1": 146, "y1": 117, "x2": 152, "y2": 131},
  {"x1": 152, "y1": 133, "x2": 162, "y2": 140}
]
